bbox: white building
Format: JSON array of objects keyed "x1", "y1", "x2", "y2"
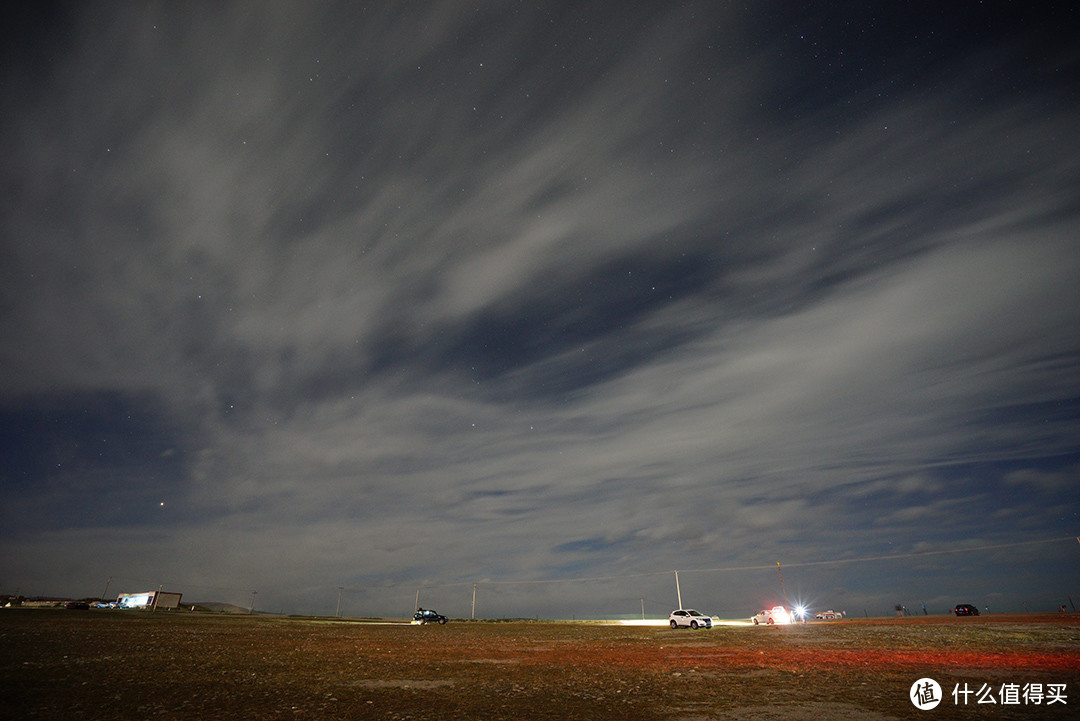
[{"x1": 116, "y1": 590, "x2": 182, "y2": 610}]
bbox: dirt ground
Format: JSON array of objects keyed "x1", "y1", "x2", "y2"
[{"x1": 1, "y1": 610, "x2": 1077, "y2": 720}]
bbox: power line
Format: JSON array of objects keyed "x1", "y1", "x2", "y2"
[
  {"x1": 108, "y1": 534, "x2": 1078, "y2": 601},
  {"x1": 386, "y1": 534, "x2": 1078, "y2": 590},
  {"x1": 106, "y1": 576, "x2": 253, "y2": 594},
  {"x1": 678, "y1": 535, "x2": 1079, "y2": 575}
]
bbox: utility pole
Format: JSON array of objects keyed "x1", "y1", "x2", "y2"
[
  {"x1": 336, "y1": 587, "x2": 343, "y2": 618},
  {"x1": 471, "y1": 583, "x2": 477, "y2": 620},
  {"x1": 675, "y1": 570, "x2": 683, "y2": 610},
  {"x1": 777, "y1": 562, "x2": 789, "y2": 608}
]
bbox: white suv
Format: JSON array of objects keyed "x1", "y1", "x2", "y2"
[{"x1": 669, "y1": 609, "x2": 713, "y2": 629}]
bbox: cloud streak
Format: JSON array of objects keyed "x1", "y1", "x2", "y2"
[{"x1": 2, "y1": 2, "x2": 1078, "y2": 617}]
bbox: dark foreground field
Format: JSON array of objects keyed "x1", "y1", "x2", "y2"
[{"x1": 1, "y1": 610, "x2": 1078, "y2": 720}]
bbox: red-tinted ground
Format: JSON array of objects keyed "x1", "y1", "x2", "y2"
[{"x1": 1, "y1": 610, "x2": 1077, "y2": 720}]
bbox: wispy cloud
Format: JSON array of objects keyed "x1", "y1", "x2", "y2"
[{"x1": 1, "y1": 1, "x2": 1077, "y2": 616}]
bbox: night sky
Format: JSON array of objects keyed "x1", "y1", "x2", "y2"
[{"x1": 2, "y1": 2, "x2": 1078, "y2": 618}]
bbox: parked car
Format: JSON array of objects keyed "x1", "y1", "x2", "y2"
[
  {"x1": 814, "y1": 609, "x2": 843, "y2": 620},
  {"x1": 752, "y1": 606, "x2": 791, "y2": 625},
  {"x1": 413, "y1": 608, "x2": 448, "y2": 624},
  {"x1": 953, "y1": 604, "x2": 980, "y2": 616},
  {"x1": 669, "y1": 609, "x2": 713, "y2": 629},
  {"x1": 63, "y1": 601, "x2": 90, "y2": 610}
]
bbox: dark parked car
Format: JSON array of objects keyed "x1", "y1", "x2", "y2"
[
  {"x1": 954, "y1": 604, "x2": 980, "y2": 616},
  {"x1": 413, "y1": 608, "x2": 448, "y2": 625}
]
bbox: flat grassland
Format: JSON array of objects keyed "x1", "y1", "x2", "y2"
[{"x1": 1, "y1": 610, "x2": 1077, "y2": 720}]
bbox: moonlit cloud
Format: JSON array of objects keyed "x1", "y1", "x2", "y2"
[{"x1": 2, "y1": 2, "x2": 1077, "y2": 617}]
